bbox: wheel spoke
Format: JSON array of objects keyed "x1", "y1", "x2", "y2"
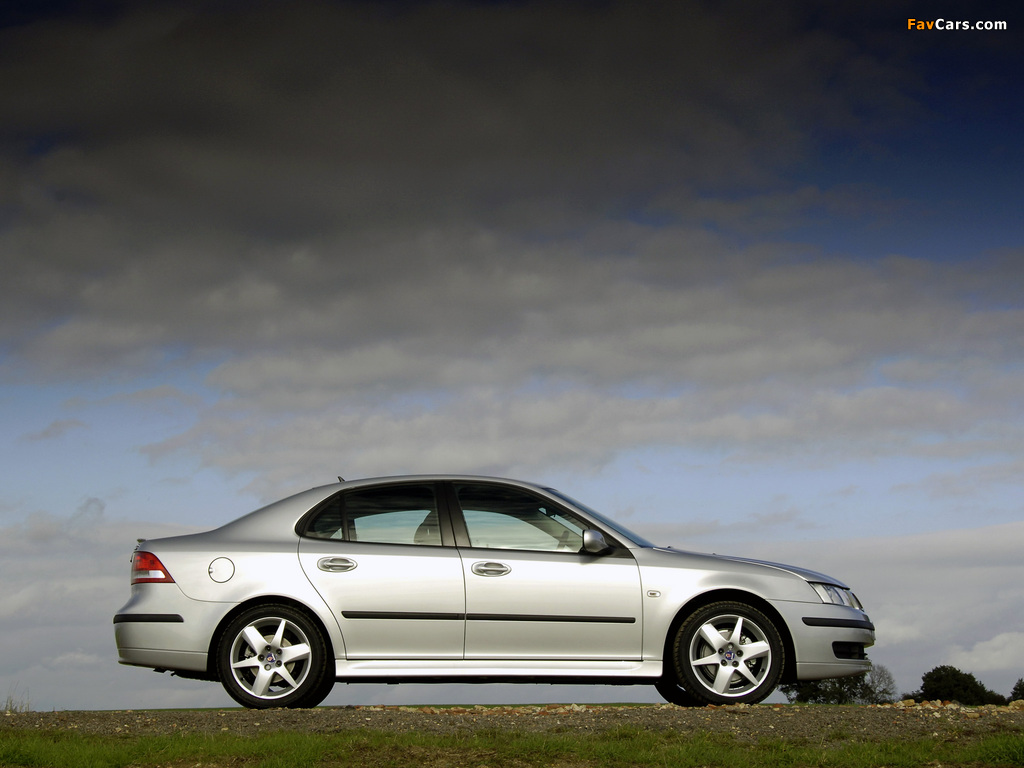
[
  {"x1": 270, "y1": 619, "x2": 288, "y2": 649},
  {"x1": 692, "y1": 650, "x2": 721, "y2": 668},
  {"x1": 740, "y1": 639, "x2": 771, "y2": 661},
  {"x1": 275, "y1": 665, "x2": 300, "y2": 691},
  {"x1": 241, "y1": 626, "x2": 268, "y2": 654},
  {"x1": 735, "y1": 662, "x2": 762, "y2": 687},
  {"x1": 698, "y1": 622, "x2": 727, "y2": 651},
  {"x1": 727, "y1": 617, "x2": 744, "y2": 645},
  {"x1": 277, "y1": 642, "x2": 311, "y2": 664},
  {"x1": 712, "y1": 664, "x2": 737, "y2": 693},
  {"x1": 250, "y1": 666, "x2": 276, "y2": 697}
]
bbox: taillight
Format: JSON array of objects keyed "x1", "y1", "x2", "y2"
[{"x1": 131, "y1": 551, "x2": 175, "y2": 584}]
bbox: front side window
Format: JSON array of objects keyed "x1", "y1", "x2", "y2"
[
  {"x1": 301, "y1": 484, "x2": 441, "y2": 546},
  {"x1": 455, "y1": 483, "x2": 586, "y2": 552}
]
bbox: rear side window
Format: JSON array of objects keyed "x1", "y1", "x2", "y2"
[{"x1": 301, "y1": 484, "x2": 441, "y2": 546}]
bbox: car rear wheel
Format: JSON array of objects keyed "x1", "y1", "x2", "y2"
[
  {"x1": 667, "y1": 601, "x2": 784, "y2": 706},
  {"x1": 218, "y1": 604, "x2": 334, "y2": 709}
]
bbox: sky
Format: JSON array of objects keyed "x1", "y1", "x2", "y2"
[{"x1": 1, "y1": 0, "x2": 1022, "y2": 711}]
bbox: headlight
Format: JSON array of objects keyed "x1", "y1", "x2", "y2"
[{"x1": 810, "y1": 582, "x2": 863, "y2": 610}]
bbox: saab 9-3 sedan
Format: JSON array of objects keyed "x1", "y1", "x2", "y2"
[{"x1": 114, "y1": 475, "x2": 874, "y2": 708}]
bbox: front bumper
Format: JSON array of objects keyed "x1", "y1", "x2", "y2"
[{"x1": 771, "y1": 600, "x2": 875, "y2": 681}]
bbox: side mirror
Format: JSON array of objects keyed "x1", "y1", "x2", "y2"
[{"x1": 582, "y1": 529, "x2": 613, "y2": 555}]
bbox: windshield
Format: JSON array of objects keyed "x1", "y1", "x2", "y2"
[{"x1": 544, "y1": 488, "x2": 656, "y2": 548}]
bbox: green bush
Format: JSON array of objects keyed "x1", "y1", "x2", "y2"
[
  {"x1": 779, "y1": 663, "x2": 897, "y2": 704},
  {"x1": 911, "y1": 665, "x2": 1007, "y2": 705}
]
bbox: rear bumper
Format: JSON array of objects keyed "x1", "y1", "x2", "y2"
[{"x1": 113, "y1": 585, "x2": 230, "y2": 674}]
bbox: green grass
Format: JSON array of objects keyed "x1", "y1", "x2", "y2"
[{"x1": 0, "y1": 726, "x2": 1022, "y2": 768}]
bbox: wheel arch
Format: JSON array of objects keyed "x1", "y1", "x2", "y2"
[
  {"x1": 206, "y1": 596, "x2": 338, "y2": 680},
  {"x1": 663, "y1": 589, "x2": 797, "y2": 684}
]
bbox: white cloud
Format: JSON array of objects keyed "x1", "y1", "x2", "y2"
[
  {"x1": 0, "y1": 508, "x2": 210, "y2": 710},
  {"x1": 140, "y1": 372, "x2": 1010, "y2": 504},
  {"x1": 947, "y1": 633, "x2": 1024, "y2": 674},
  {"x1": 50, "y1": 651, "x2": 103, "y2": 668},
  {"x1": 19, "y1": 419, "x2": 87, "y2": 442},
  {"x1": 56, "y1": 239, "x2": 1008, "y2": 505}
]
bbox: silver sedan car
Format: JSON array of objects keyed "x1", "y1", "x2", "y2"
[{"x1": 114, "y1": 476, "x2": 874, "y2": 709}]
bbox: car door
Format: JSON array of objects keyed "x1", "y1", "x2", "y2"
[
  {"x1": 450, "y1": 481, "x2": 644, "y2": 661},
  {"x1": 297, "y1": 482, "x2": 466, "y2": 659}
]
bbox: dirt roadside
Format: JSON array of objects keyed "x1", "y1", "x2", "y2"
[{"x1": 4, "y1": 701, "x2": 1024, "y2": 744}]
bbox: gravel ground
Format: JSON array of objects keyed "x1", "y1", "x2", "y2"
[{"x1": 5, "y1": 701, "x2": 1024, "y2": 744}]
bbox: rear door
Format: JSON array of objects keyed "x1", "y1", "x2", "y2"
[{"x1": 298, "y1": 482, "x2": 466, "y2": 659}]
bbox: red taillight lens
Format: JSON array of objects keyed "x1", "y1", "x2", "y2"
[{"x1": 131, "y1": 551, "x2": 175, "y2": 584}]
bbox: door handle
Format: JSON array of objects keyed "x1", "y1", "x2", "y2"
[
  {"x1": 471, "y1": 561, "x2": 511, "y2": 577},
  {"x1": 318, "y1": 557, "x2": 357, "y2": 572}
]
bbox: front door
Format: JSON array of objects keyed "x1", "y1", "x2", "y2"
[{"x1": 451, "y1": 482, "x2": 644, "y2": 661}]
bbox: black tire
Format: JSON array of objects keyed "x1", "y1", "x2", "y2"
[
  {"x1": 667, "y1": 601, "x2": 784, "y2": 706},
  {"x1": 654, "y1": 677, "x2": 702, "y2": 707},
  {"x1": 217, "y1": 604, "x2": 334, "y2": 709}
]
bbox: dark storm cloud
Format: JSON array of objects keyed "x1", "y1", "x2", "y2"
[
  {"x1": 2, "y1": 0, "x2": 1021, "y2": 496},
  {"x1": 0, "y1": 1, "x2": 928, "y2": 362}
]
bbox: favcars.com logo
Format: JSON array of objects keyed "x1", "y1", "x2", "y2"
[{"x1": 908, "y1": 18, "x2": 1007, "y2": 31}]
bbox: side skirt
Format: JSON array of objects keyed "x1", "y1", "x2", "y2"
[{"x1": 333, "y1": 659, "x2": 663, "y2": 683}]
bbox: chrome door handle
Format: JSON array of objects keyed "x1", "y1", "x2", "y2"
[
  {"x1": 318, "y1": 557, "x2": 357, "y2": 572},
  {"x1": 472, "y1": 561, "x2": 511, "y2": 577}
]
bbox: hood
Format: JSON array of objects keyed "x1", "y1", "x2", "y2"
[
  {"x1": 713, "y1": 553, "x2": 848, "y2": 587},
  {"x1": 658, "y1": 547, "x2": 848, "y2": 587}
]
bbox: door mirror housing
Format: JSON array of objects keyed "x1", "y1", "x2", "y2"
[{"x1": 582, "y1": 529, "x2": 613, "y2": 555}]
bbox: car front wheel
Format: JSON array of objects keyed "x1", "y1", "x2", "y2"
[
  {"x1": 667, "y1": 601, "x2": 784, "y2": 706},
  {"x1": 217, "y1": 604, "x2": 334, "y2": 709}
]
